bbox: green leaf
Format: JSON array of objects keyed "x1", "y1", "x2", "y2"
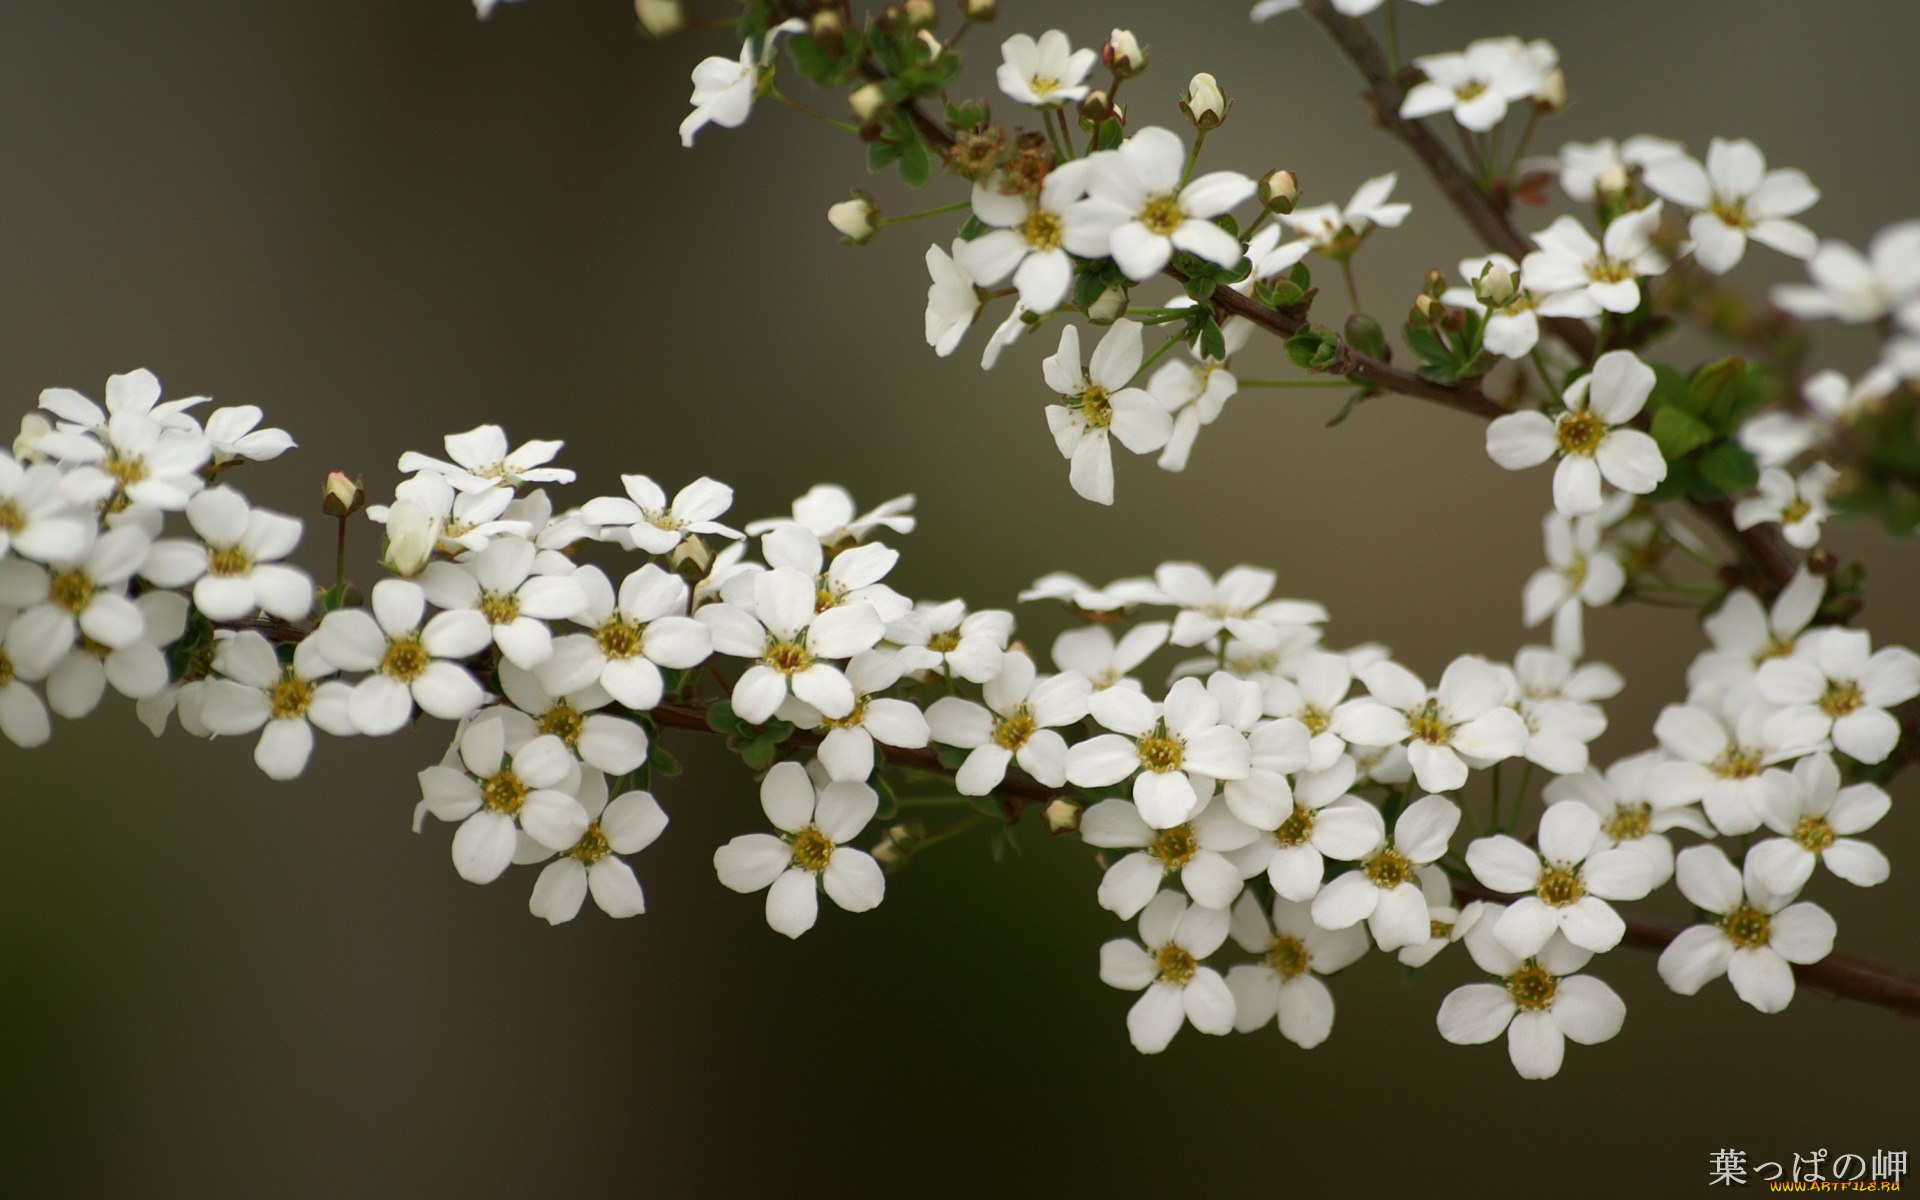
[
  {"x1": 1343, "y1": 312, "x2": 1385, "y2": 361},
  {"x1": 871, "y1": 775, "x2": 899, "y2": 822},
  {"x1": 1198, "y1": 314, "x2": 1226, "y2": 362},
  {"x1": 897, "y1": 133, "x2": 932, "y2": 187},
  {"x1": 1697, "y1": 440, "x2": 1759, "y2": 495},
  {"x1": 945, "y1": 99, "x2": 987, "y2": 130},
  {"x1": 1651, "y1": 405, "x2": 1715, "y2": 461},
  {"x1": 648, "y1": 741, "x2": 682, "y2": 778},
  {"x1": 966, "y1": 795, "x2": 1004, "y2": 819},
  {"x1": 867, "y1": 138, "x2": 903, "y2": 172},
  {"x1": 705, "y1": 701, "x2": 741, "y2": 735},
  {"x1": 1093, "y1": 120, "x2": 1124, "y2": 151},
  {"x1": 1325, "y1": 388, "x2": 1370, "y2": 428},
  {"x1": 935, "y1": 744, "x2": 970, "y2": 771},
  {"x1": 957, "y1": 214, "x2": 988, "y2": 242},
  {"x1": 1286, "y1": 329, "x2": 1341, "y2": 371},
  {"x1": 739, "y1": 737, "x2": 777, "y2": 771}
]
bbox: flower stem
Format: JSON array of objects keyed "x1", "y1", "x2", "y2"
[
  {"x1": 876, "y1": 199, "x2": 972, "y2": 228},
  {"x1": 1237, "y1": 378, "x2": 1353, "y2": 389},
  {"x1": 1340, "y1": 257, "x2": 1362, "y2": 309},
  {"x1": 1383, "y1": 0, "x2": 1401, "y2": 74},
  {"x1": 1181, "y1": 128, "x2": 1209, "y2": 187},
  {"x1": 769, "y1": 89, "x2": 859, "y2": 135},
  {"x1": 1052, "y1": 106, "x2": 1078, "y2": 160}
]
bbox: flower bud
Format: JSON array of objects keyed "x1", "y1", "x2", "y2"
[
  {"x1": 1598, "y1": 161, "x2": 1631, "y2": 197},
  {"x1": 1078, "y1": 90, "x2": 1115, "y2": 124},
  {"x1": 1344, "y1": 312, "x2": 1386, "y2": 361},
  {"x1": 1413, "y1": 294, "x2": 1439, "y2": 322},
  {"x1": 901, "y1": 0, "x2": 937, "y2": 30},
  {"x1": 381, "y1": 499, "x2": 440, "y2": 578},
  {"x1": 1474, "y1": 260, "x2": 1519, "y2": 308},
  {"x1": 828, "y1": 194, "x2": 878, "y2": 244},
  {"x1": 1181, "y1": 72, "x2": 1227, "y2": 129},
  {"x1": 848, "y1": 83, "x2": 890, "y2": 124},
  {"x1": 1422, "y1": 268, "x2": 1449, "y2": 299},
  {"x1": 1258, "y1": 168, "x2": 1299, "y2": 214},
  {"x1": 634, "y1": 0, "x2": 683, "y2": 37},
  {"x1": 960, "y1": 0, "x2": 997, "y2": 20},
  {"x1": 1103, "y1": 29, "x2": 1146, "y2": 77},
  {"x1": 12, "y1": 412, "x2": 51, "y2": 462},
  {"x1": 1533, "y1": 68, "x2": 1567, "y2": 113},
  {"x1": 1044, "y1": 799, "x2": 1082, "y2": 834},
  {"x1": 1086, "y1": 281, "x2": 1129, "y2": 325},
  {"x1": 670, "y1": 533, "x2": 712, "y2": 576},
  {"x1": 322, "y1": 471, "x2": 366, "y2": 519},
  {"x1": 809, "y1": 10, "x2": 843, "y2": 54}
]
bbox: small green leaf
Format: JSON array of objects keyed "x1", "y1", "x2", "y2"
[
  {"x1": 1697, "y1": 440, "x2": 1759, "y2": 494},
  {"x1": 957, "y1": 214, "x2": 988, "y2": 242},
  {"x1": 705, "y1": 701, "x2": 742, "y2": 735},
  {"x1": 944, "y1": 100, "x2": 987, "y2": 129},
  {"x1": 1093, "y1": 120, "x2": 1124, "y2": 151},
  {"x1": 966, "y1": 795, "x2": 1004, "y2": 819},
  {"x1": 1198, "y1": 314, "x2": 1227, "y2": 362},
  {"x1": 1325, "y1": 388, "x2": 1370, "y2": 428},
  {"x1": 897, "y1": 133, "x2": 932, "y2": 187},
  {"x1": 1651, "y1": 406, "x2": 1715, "y2": 461},
  {"x1": 739, "y1": 737, "x2": 776, "y2": 771}
]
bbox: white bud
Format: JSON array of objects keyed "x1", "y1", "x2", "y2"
[
  {"x1": 381, "y1": 499, "x2": 441, "y2": 577},
  {"x1": 1475, "y1": 260, "x2": 1519, "y2": 308},
  {"x1": 828, "y1": 197, "x2": 877, "y2": 243},
  {"x1": 1086, "y1": 282, "x2": 1129, "y2": 324},
  {"x1": 1044, "y1": 799, "x2": 1082, "y2": 834},
  {"x1": 1599, "y1": 161, "x2": 1631, "y2": 195},
  {"x1": 1184, "y1": 72, "x2": 1225, "y2": 127},
  {"x1": 1534, "y1": 68, "x2": 1567, "y2": 112},
  {"x1": 634, "y1": 0, "x2": 683, "y2": 37},
  {"x1": 1104, "y1": 29, "x2": 1145, "y2": 76},
  {"x1": 849, "y1": 83, "x2": 890, "y2": 124}
]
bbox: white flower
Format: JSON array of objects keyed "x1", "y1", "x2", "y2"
[
  {"x1": 497, "y1": 656, "x2": 650, "y2": 777},
  {"x1": 139, "y1": 486, "x2": 313, "y2": 622},
  {"x1": 1277, "y1": 173, "x2": 1411, "y2": 253},
  {"x1": 743, "y1": 484, "x2": 915, "y2": 545},
  {"x1": 1081, "y1": 791, "x2": 1258, "y2": 918},
  {"x1": 312, "y1": 578, "x2": 491, "y2": 735},
  {"x1": 1488, "y1": 350, "x2": 1668, "y2": 515},
  {"x1": 698, "y1": 568, "x2": 881, "y2": 724},
  {"x1": 1225, "y1": 892, "x2": 1368, "y2": 1049},
  {"x1": 1686, "y1": 567, "x2": 1825, "y2": 700},
  {"x1": 994, "y1": 30, "x2": 1096, "y2": 107},
  {"x1": 1659, "y1": 845, "x2": 1835, "y2": 1013},
  {"x1": 1251, "y1": 0, "x2": 1439, "y2": 20},
  {"x1": 34, "y1": 392, "x2": 211, "y2": 512},
  {"x1": 1748, "y1": 753, "x2": 1890, "y2": 893},
  {"x1": 1399, "y1": 866, "x2": 1484, "y2": 968},
  {"x1": 1147, "y1": 316, "x2": 1252, "y2": 472},
  {"x1": 713, "y1": 762, "x2": 884, "y2": 938},
  {"x1": 1041, "y1": 321, "x2": 1174, "y2": 505},
  {"x1": 1309, "y1": 794, "x2": 1460, "y2": 951},
  {"x1": 370, "y1": 473, "x2": 530, "y2": 559},
  {"x1": 1753, "y1": 628, "x2": 1920, "y2": 764},
  {"x1": 1733, "y1": 462, "x2": 1838, "y2": 550},
  {"x1": 924, "y1": 241, "x2": 982, "y2": 357},
  {"x1": 1542, "y1": 751, "x2": 1709, "y2": 883},
  {"x1": 396, "y1": 424, "x2": 573, "y2": 495},
  {"x1": 0, "y1": 610, "x2": 52, "y2": 748},
  {"x1": 1067, "y1": 676, "x2": 1252, "y2": 828},
  {"x1": 1648, "y1": 700, "x2": 1828, "y2": 835},
  {"x1": 760, "y1": 523, "x2": 910, "y2": 623},
  {"x1": 1738, "y1": 411, "x2": 1822, "y2": 468},
  {"x1": 1018, "y1": 571, "x2": 1166, "y2": 612},
  {"x1": 779, "y1": 650, "x2": 930, "y2": 783},
  {"x1": 416, "y1": 711, "x2": 587, "y2": 884},
  {"x1": 956, "y1": 161, "x2": 1095, "y2": 313},
  {"x1": 0, "y1": 526, "x2": 151, "y2": 680},
  {"x1": 1523, "y1": 206, "x2": 1668, "y2": 317},
  {"x1": 580, "y1": 475, "x2": 739, "y2": 554},
  {"x1": 0, "y1": 453, "x2": 90, "y2": 564},
  {"x1": 1642, "y1": 138, "x2": 1818, "y2": 274},
  {"x1": 1523, "y1": 511, "x2": 1626, "y2": 654},
  {"x1": 196, "y1": 630, "x2": 355, "y2": 780},
  {"x1": 1437, "y1": 911, "x2": 1624, "y2": 1079},
  {"x1": 1400, "y1": 38, "x2": 1547, "y2": 132},
  {"x1": 1440, "y1": 254, "x2": 1543, "y2": 359},
  {"x1": 417, "y1": 536, "x2": 587, "y2": 670},
  {"x1": 1261, "y1": 650, "x2": 1357, "y2": 772},
  {"x1": 1554, "y1": 136, "x2": 1686, "y2": 202},
  {"x1": 1228, "y1": 759, "x2": 1383, "y2": 901},
  {"x1": 979, "y1": 299, "x2": 1034, "y2": 369},
  {"x1": 925, "y1": 649, "x2": 1089, "y2": 794},
  {"x1": 1466, "y1": 803, "x2": 1662, "y2": 957},
  {"x1": 1066, "y1": 127, "x2": 1254, "y2": 281},
  {"x1": 1771, "y1": 220, "x2": 1920, "y2": 323},
  {"x1": 677, "y1": 20, "x2": 804, "y2": 147},
  {"x1": 529, "y1": 785, "x2": 668, "y2": 924},
  {"x1": 890, "y1": 600, "x2": 1014, "y2": 684},
  {"x1": 1097, "y1": 891, "x2": 1235, "y2": 1054},
  {"x1": 1336, "y1": 657, "x2": 1530, "y2": 793},
  {"x1": 535, "y1": 563, "x2": 709, "y2": 711},
  {"x1": 203, "y1": 405, "x2": 294, "y2": 463},
  {"x1": 42, "y1": 590, "x2": 182, "y2": 718},
  {"x1": 1155, "y1": 561, "x2": 1325, "y2": 651}
]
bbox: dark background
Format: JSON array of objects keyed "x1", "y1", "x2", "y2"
[{"x1": 2, "y1": 1, "x2": 1916, "y2": 1196}]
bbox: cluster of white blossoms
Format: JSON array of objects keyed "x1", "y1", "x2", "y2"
[{"x1": 14, "y1": 0, "x2": 1911, "y2": 1079}]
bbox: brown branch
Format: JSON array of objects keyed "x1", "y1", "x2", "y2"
[{"x1": 1451, "y1": 882, "x2": 1920, "y2": 1014}]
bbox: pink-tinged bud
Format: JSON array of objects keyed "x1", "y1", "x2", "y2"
[
  {"x1": 322, "y1": 472, "x2": 366, "y2": 518},
  {"x1": 1103, "y1": 29, "x2": 1145, "y2": 77}
]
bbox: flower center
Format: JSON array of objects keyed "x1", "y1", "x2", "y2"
[
  {"x1": 381, "y1": 634, "x2": 430, "y2": 682},
  {"x1": 766, "y1": 637, "x2": 813, "y2": 675},
  {"x1": 1815, "y1": 679, "x2": 1863, "y2": 719},
  {"x1": 1136, "y1": 732, "x2": 1185, "y2": 774},
  {"x1": 645, "y1": 509, "x2": 685, "y2": 533},
  {"x1": 1076, "y1": 384, "x2": 1114, "y2": 429},
  {"x1": 1556, "y1": 410, "x2": 1607, "y2": 456},
  {"x1": 1154, "y1": 943, "x2": 1197, "y2": 986},
  {"x1": 1406, "y1": 700, "x2": 1450, "y2": 745},
  {"x1": 478, "y1": 590, "x2": 520, "y2": 625},
  {"x1": 1588, "y1": 257, "x2": 1634, "y2": 284},
  {"x1": 814, "y1": 584, "x2": 840, "y2": 613},
  {"x1": 1139, "y1": 195, "x2": 1185, "y2": 237},
  {"x1": 49, "y1": 569, "x2": 95, "y2": 614},
  {"x1": 1708, "y1": 198, "x2": 1750, "y2": 229},
  {"x1": 790, "y1": 827, "x2": 835, "y2": 873},
  {"x1": 1536, "y1": 865, "x2": 1585, "y2": 907},
  {"x1": 1455, "y1": 80, "x2": 1488, "y2": 101},
  {"x1": 1299, "y1": 706, "x2": 1330, "y2": 736},
  {"x1": 1711, "y1": 746, "x2": 1762, "y2": 780},
  {"x1": 1723, "y1": 904, "x2": 1771, "y2": 949},
  {"x1": 1563, "y1": 554, "x2": 1589, "y2": 589},
  {"x1": 992, "y1": 708, "x2": 1036, "y2": 751},
  {"x1": 1028, "y1": 75, "x2": 1061, "y2": 96},
  {"x1": 821, "y1": 698, "x2": 869, "y2": 731},
  {"x1": 596, "y1": 616, "x2": 642, "y2": 660},
  {"x1": 0, "y1": 648, "x2": 14, "y2": 687},
  {"x1": 539, "y1": 701, "x2": 584, "y2": 748},
  {"x1": 0, "y1": 501, "x2": 23, "y2": 534},
  {"x1": 1021, "y1": 209, "x2": 1064, "y2": 251},
  {"x1": 1755, "y1": 635, "x2": 1795, "y2": 665},
  {"x1": 570, "y1": 823, "x2": 611, "y2": 865},
  {"x1": 1365, "y1": 847, "x2": 1415, "y2": 889},
  {"x1": 1151, "y1": 824, "x2": 1198, "y2": 870},
  {"x1": 481, "y1": 769, "x2": 527, "y2": 815},
  {"x1": 927, "y1": 630, "x2": 962, "y2": 654},
  {"x1": 105, "y1": 452, "x2": 148, "y2": 489},
  {"x1": 1791, "y1": 814, "x2": 1836, "y2": 854},
  {"x1": 1429, "y1": 917, "x2": 1453, "y2": 939},
  {"x1": 208, "y1": 544, "x2": 252, "y2": 577},
  {"x1": 1505, "y1": 962, "x2": 1559, "y2": 1011},
  {"x1": 1604, "y1": 802, "x2": 1651, "y2": 843},
  {"x1": 1781, "y1": 498, "x2": 1812, "y2": 525},
  {"x1": 1266, "y1": 935, "x2": 1310, "y2": 980},
  {"x1": 1273, "y1": 805, "x2": 1315, "y2": 847},
  {"x1": 270, "y1": 674, "x2": 313, "y2": 720}
]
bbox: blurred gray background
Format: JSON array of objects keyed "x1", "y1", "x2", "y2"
[{"x1": 1, "y1": 1, "x2": 1916, "y2": 1195}]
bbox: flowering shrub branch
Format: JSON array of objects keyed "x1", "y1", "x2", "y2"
[{"x1": 10, "y1": 0, "x2": 1920, "y2": 1077}]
